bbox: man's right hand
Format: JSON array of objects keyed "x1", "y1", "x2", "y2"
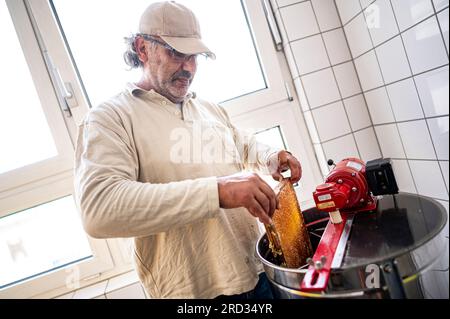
[{"x1": 217, "y1": 172, "x2": 278, "y2": 225}]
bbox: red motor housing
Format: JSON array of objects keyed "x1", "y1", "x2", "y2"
[
  {"x1": 313, "y1": 158, "x2": 376, "y2": 213},
  {"x1": 303, "y1": 158, "x2": 378, "y2": 293}
]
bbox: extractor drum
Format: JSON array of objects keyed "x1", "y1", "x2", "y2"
[{"x1": 256, "y1": 193, "x2": 448, "y2": 299}]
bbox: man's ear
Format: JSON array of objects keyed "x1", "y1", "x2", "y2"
[{"x1": 135, "y1": 37, "x2": 148, "y2": 64}]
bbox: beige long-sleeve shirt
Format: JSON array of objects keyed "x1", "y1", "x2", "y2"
[{"x1": 74, "y1": 83, "x2": 279, "y2": 298}]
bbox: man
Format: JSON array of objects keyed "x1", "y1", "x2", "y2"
[{"x1": 74, "y1": 1, "x2": 302, "y2": 299}]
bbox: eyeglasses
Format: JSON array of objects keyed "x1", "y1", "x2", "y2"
[{"x1": 138, "y1": 34, "x2": 204, "y2": 63}]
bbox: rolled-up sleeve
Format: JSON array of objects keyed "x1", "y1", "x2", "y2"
[{"x1": 74, "y1": 115, "x2": 220, "y2": 239}]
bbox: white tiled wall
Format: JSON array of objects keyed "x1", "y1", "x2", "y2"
[
  {"x1": 335, "y1": 0, "x2": 449, "y2": 203},
  {"x1": 273, "y1": 0, "x2": 449, "y2": 205},
  {"x1": 274, "y1": 0, "x2": 381, "y2": 176}
]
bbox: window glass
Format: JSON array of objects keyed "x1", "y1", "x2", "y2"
[
  {"x1": 255, "y1": 126, "x2": 287, "y2": 150},
  {"x1": 51, "y1": 0, "x2": 266, "y2": 106},
  {"x1": 0, "y1": 196, "x2": 92, "y2": 290},
  {"x1": 0, "y1": 1, "x2": 58, "y2": 175}
]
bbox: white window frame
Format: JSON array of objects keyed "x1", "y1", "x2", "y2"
[
  {"x1": 221, "y1": 0, "x2": 290, "y2": 117},
  {"x1": 0, "y1": 180, "x2": 115, "y2": 299},
  {"x1": 0, "y1": 0, "x2": 118, "y2": 299},
  {"x1": 0, "y1": 0, "x2": 74, "y2": 194}
]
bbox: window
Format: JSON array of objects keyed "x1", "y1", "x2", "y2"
[
  {"x1": 51, "y1": 0, "x2": 266, "y2": 107},
  {"x1": 0, "y1": 0, "x2": 75, "y2": 193},
  {"x1": 0, "y1": 0, "x2": 57, "y2": 174},
  {"x1": 0, "y1": 0, "x2": 114, "y2": 298},
  {"x1": 0, "y1": 196, "x2": 91, "y2": 290},
  {"x1": 255, "y1": 126, "x2": 288, "y2": 151}
]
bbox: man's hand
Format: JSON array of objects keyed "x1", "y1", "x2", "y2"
[
  {"x1": 268, "y1": 150, "x2": 302, "y2": 184},
  {"x1": 217, "y1": 172, "x2": 278, "y2": 224}
]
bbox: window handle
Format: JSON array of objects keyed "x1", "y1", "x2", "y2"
[
  {"x1": 285, "y1": 82, "x2": 294, "y2": 102},
  {"x1": 45, "y1": 53, "x2": 78, "y2": 117},
  {"x1": 24, "y1": 0, "x2": 77, "y2": 118},
  {"x1": 54, "y1": 67, "x2": 73, "y2": 100},
  {"x1": 52, "y1": 67, "x2": 78, "y2": 117}
]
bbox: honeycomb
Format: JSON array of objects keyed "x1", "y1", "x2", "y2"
[{"x1": 265, "y1": 179, "x2": 313, "y2": 268}]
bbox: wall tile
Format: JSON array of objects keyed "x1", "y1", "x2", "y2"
[
  {"x1": 438, "y1": 208, "x2": 449, "y2": 242},
  {"x1": 344, "y1": 94, "x2": 372, "y2": 130},
  {"x1": 303, "y1": 110, "x2": 321, "y2": 143},
  {"x1": 312, "y1": 101, "x2": 352, "y2": 141},
  {"x1": 333, "y1": 61, "x2": 362, "y2": 98},
  {"x1": 322, "y1": 134, "x2": 360, "y2": 162},
  {"x1": 431, "y1": 235, "x2": 450, "y2": 269},
  {"x1": 291, "y1": 34, "x2": 330, "y2": 75},
  {"x1": 55, "y1": 292, "x2": 75, "y2": 299},
  {"x1": 375, "y1": 124, "x2": 407, "y2": 158},
  {"x1": 376, "y1": 36, "x2": 412, "y2": 84},
  {"x1": 415, "y1": 66, "x2": 449, "y2": 117},
  {"x1": 106, "y1": 283, "x2": 146, "y2": 299},
  {"x1": 280, "y1": 1, "x2": 320, "y2": 41},
  {"x1": 391, "y1": 0, "x2": 435, "y2": 31},
  {"x1": 354, "y1": 50, "x2": 384, "y2": 91},
  {"x1": 386, "y1": 78, "x2": 424, "y2": 121},
  {"x1": 440, "y1": 160, "x2": 449, "y2": 189},
  {"x1": 360, "y1": 0, "x2": 377, "y2": 10},
  {"x1": 314, "y1": 144, "x2": 331, "y2": 175},
  {"x1": 428, "y1": 116, "x2": 450, "y2": 160},
  {"x1": 345, "y1": 14, "x2": 374, "y2": 57},
  {"x1": 398, "y1": 120, "x2": 437, "y2": 159},
  {"x1": 438, "y1": 9, "x2": 449, "y2": 52},
  {"x1": 105, "y1": 271, "x2": 140, "y2": 294},
  {"x1": 323, "y1": 28, "x2": 352, "y2": 65},
  {"x1": 433, "y1": 0, "x2": 450, "y2": 11},
  {"x1": 354, "y1": 127, "x2": 382, "y2": 161},
  {"x1": 392, "y1": 159, "x2": 418, "y2": 193},
  {"x1": 436, "y1": 199, "x2": 449, "y2": 238},
  {"x1": 276, "y1": 0, "x2": 302, "y2": 8},
  {"x1": 409, "y1": 160, "x2": 449, "y2": 199},
  {"x1": 302, "y1": 68, "x2": 341, "y2": 107},
  {"x1": 365, "y1": 87, "x2": 395, "y2": 124},
  {"x1": 72, "y1": 281, "x2": 107, "y2": 299},
  {"x1": 336, "y1": 0, "x2": 363, "y2": 24},
  {"x1": 365, "y1": 0, "x2": 399, "y2": 46},
  {"x1": 293, "y1": 77, "x2": 310, "y2": 111},
  {"x1": 311, "y1": 0, "x2": 342, "y2": 32},
  {"x1": 284, "y1": 44, "x2": 300, "y2": 78},
  {"x1": 402, "y1": 16, "x2": 448, "y2": 75}
]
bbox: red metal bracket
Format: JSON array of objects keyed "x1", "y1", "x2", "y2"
[{"x1": 301, "y1": 213, "x2": 353, "y2": 292}]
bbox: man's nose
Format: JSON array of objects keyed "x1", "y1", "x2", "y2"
[{"x1": 181, "y1": 57, "x2": 197, "y2": 74}]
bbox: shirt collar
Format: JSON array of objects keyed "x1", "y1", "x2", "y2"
[{"x1": 125, "y1": 82, "x2": 195, "y2": 103}]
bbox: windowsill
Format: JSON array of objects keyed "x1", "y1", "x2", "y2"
[{"x1": 55, "y1": 270, "x2": 146, "y2": 299}]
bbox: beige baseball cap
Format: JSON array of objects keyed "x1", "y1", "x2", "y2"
[{"x1": 139, "y1": 1, "x2": 216, "y2": 59}]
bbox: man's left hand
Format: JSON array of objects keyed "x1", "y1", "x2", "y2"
[{"x1": 268, "y1": 150, "x2": 302, "y2": 184}]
